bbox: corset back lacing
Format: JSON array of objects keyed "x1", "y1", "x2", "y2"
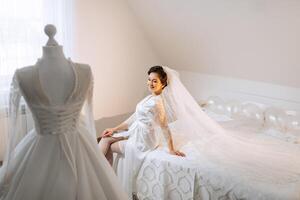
[{"x1": 31, "y1": 102, "x2": 83, "y2": 135}]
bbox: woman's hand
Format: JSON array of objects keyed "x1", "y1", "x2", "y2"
[
  {"x1": 169, "y1": 150, "x2": 186, "y2": 157},
  {"x1": 102, "y1": 128, "x2": 116, "y2": 138}
]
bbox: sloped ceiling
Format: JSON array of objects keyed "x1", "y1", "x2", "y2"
[{"x1": 126, "y1": 0, "x2": 300, "y2": 88}]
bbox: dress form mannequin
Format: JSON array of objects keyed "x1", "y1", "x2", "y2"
[
  {"x1": 38, "y1": 24, "x2": 75, "y2": 104},
  {"x1": 0, "y1": 24, "x2": 128, "y2": 200}
]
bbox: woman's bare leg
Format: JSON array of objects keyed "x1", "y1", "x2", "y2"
[
  {"x1": 106, "y1": 148, "x2": 114, "y2": 166},
  {"x1": 99, "y1": 136, "x2": 126, "y2": 165},
  {"x1": 99, "y1": 137, "x2": 112, "y2": 155},
  {"x1": 110, "y1": 141, "x2": 124, "y2": 154},
  {"x1": 108, "y1": 140, "x2": 126, "y2": 166}
]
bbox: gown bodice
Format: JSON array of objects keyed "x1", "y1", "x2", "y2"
[
  {"x1": 14, "y1": 61, "x2": 92, "y2": 135},
  {"x1": 134, "y1": 95, "x2": 160, "y2": 130}
]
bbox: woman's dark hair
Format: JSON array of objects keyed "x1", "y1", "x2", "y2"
[{"x1": 147, "y1": 66, "x2": 168, "y2": 88}]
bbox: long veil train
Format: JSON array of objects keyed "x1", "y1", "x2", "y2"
[{"x1": 161, "y1": 66, "x2": 300, "y2": 185}]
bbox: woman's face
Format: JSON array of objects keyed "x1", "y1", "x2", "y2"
[{"x1": 147, "y1": 72, "x2": 164, "y2": 95}]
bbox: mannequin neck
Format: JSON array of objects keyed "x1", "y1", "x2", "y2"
[{"x1": 42, "y1": 45, "x2": 66, "y2": 60}]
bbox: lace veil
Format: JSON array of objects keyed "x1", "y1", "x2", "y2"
[{"x1": 161, "y1": 66, "x2": 300, "y2": 184}]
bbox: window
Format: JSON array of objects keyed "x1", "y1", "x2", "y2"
[
  {"x1": 0, "y1": 0, "x2": 73, "y2": 160},
  {"x1": 0, "y1": 0, "x2": 73, "y2": 92}
]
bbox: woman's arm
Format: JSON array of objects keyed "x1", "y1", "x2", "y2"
[
  {"x1": 157, "y1": 99, "x2": 185, "y2": 157},
  {"x1": 160, "y1": 124, "x2": 185, "y2": 157},
  {"x1": 102, "y1": 113, "x2": 136, "y2": 137}
]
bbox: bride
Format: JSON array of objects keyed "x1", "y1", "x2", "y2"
[
  {"x1": 100, "y1": 65, "x2": 300, "y2": 199},
  {"x1": 99, "y1": 66, "x2": 185, "y2": 160},
  {"x1": 99, "y1": 66, "x2": 185, "y2": 197}
]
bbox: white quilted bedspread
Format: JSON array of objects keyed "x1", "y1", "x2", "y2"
[{"x1": 134, "y1": 112, "x2": 300, "y2": 200}]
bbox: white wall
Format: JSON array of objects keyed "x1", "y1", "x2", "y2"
[
  {"x1": 73, "y1": 0, "x2": 160, "y2": 119},
  {"x1": 179, "y1": 70, "x2": 300, "y2": 111},
  {"x1": 73, "y1": 0, "x2": 300, "y2": 119},
  {"x1": 127, "y1": 0, "x2": 300, "y2": 88}
]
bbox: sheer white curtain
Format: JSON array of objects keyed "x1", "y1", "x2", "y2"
[{"x1": 0, "y1": 0, "x2": 73, "y2": 161}]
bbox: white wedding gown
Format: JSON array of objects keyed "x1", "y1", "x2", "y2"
[
  {"x1": 113, "y1": 94, "x2": 169, "y2": 199},
  {"x1": 0, "y1": 61, "x2": 127, "y2": 200}
]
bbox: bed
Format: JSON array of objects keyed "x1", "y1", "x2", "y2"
[{"x1": 117, "y1": 107, "x2": 300, "y2": 200}]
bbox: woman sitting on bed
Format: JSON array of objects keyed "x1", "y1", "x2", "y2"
[
  {"x1": 98, "y1": 66, "x2": 185, "y2": 198},
  {"x1": 99, "y1": 66, "x2": 185, "y2": 162},
  {"x1": 99, "y1": 65, "x2": 300, "y2": 200}
]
